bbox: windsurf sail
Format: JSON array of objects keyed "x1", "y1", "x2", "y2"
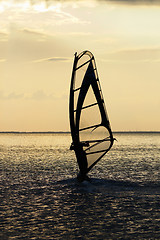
[{"x1": 69, "y1": 50, "x2": 114, "y2": 177}]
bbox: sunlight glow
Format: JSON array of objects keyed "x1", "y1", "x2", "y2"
[
  {"x1": 1, "y1": 0, "x2": 160, "y2": 131},
  {"x1": 33, "y1": 2, "x2": 61, "y2": 12},
  {"x1": 0, "y1": 1, "x2": 30, "y2": 12},
  {"x1": 0, "y1": 0, "x2": 61, "y2": 13}
]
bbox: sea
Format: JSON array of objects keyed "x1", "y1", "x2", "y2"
[{"x1": 0, "y1": 132, "x2": 160, "y2": 240}]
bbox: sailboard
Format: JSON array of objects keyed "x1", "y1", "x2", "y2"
[{"x1": 69, "y1": 50, "x2": 114, "y2": 180}]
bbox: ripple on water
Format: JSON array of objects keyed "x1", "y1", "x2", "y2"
[{"x1": 0, "y1": 133, "x2": 160, "y2": 239}]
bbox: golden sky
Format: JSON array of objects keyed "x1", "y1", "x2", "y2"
[{"x1": 0, "y1": 0, "x2": 160, "y2": 131}]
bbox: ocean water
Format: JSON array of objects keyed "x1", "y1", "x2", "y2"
[{"x1": 0, "y1": 132, "x2": 160, "y2": 239}]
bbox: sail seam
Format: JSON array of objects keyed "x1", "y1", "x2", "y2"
[
  {"x1": 86, "y1": 149, "x2": 107, "y2": 155},
  {"x1": 79, "y1": 123, "x2": 101, "y2": 132},
  {"x1": 84, "y1": 138, "x2": 110, "y2": 151},
  {"x1": 76, "y1": 57, "x2": 93, "y2": 70},
  {"x1": 82, "y1": 138, "x2": 111, "y2": 143},
  {"x1": 73, "y1": 86, "x2": 81, "y2": 92},
  {"x1": 74, "y1": 102, "x2": 98, "y2": 112}
]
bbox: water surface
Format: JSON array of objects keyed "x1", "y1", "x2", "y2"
[{"x1": 0, "y1": 132, "x2": 160, "y2": 239}]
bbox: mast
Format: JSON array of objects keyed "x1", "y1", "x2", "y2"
[{"x1": 69, "y1": 52, "x2": 78, "y2": 145}]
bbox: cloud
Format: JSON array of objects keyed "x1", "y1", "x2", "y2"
[
  {"x1": 48, "y1": 57, "x2": 71, "y2": 61},
  {"x1": 101, "y1": 47, "x2": 160, "y2": 63},
  {"x1": 8, "y1": 92, "x2": 24, "y2": 99},
  {"x1": 0, "y1": 0, "x2": 82, "y2": 33},
  {"x1": 0, "y1": 91, "x2": 24, "y2": 100},
  {"x1": 30, "y1": 90, "x2": 52, "y2": 100},
  {"x1": 12, "y1": 0, "x2": 160, "y2": 4},
  {"x1": 22, "y1": 28, "x2": 47, "y2": 38},
  {"x1": 1, "y1": 0, "x2": 160, "y2": 9},
  {"x1": 29, "y1": 90, "x2": 67, "y2": 100},
  {"x1": 18, "y1": 0, "x2": 160, "y2": 6},
  {"x1": 98, "y1": 0, "x2": 160, "y2": 5},
  {"x1": 0, "y1": 90, "x2": 67, "y2": 101},
  {"x1": 33, "y1": 56, "x2": 72, "y2": 63},
  {"x1": 16, "y1": 28, "x2": 48, "y2": 42}
]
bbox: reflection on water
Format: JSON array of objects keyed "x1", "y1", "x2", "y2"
[{"x1": 0, "y1": 133, "x2": 160, "y2": 239}]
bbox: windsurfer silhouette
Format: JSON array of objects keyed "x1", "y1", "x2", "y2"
[
  {"x1": 69, "y1": 51, "x2": 114, "y2": 182},
  {"x1": 70, "y1": 142, "x2": 90, "y2": 182}
]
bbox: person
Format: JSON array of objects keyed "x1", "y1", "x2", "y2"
[
  {"x1": 70, "y1": 141, "x2": 90, "y2": 182},
  {"x1": 75, "y1": 143, "x2": 90, "y2": 182}
]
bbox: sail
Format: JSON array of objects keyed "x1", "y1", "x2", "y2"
[{"x1": 69, "y1": 51, "x2": 114, "y2": 175}]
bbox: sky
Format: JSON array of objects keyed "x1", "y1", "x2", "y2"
[{"x1": 0, "y1": 0, "x2": 160, "y2": 132}]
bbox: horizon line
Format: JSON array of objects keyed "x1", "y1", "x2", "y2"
[{"x1": 0, "y1": 131, "x2": 160, "y2": 134}]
